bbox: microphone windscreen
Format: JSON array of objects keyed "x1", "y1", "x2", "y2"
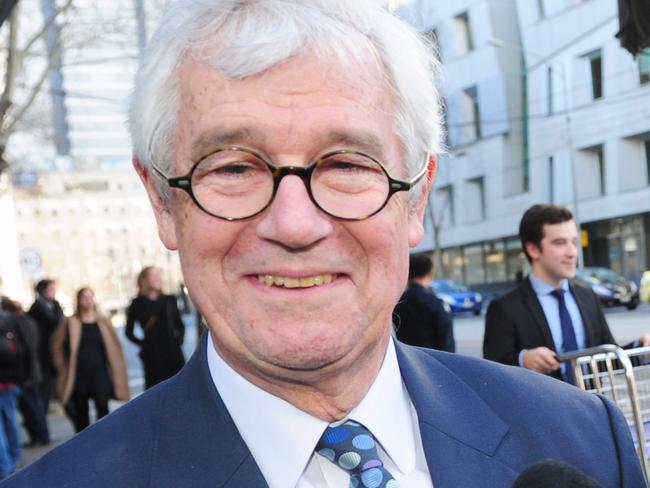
[{"x1": 512, "y1": 459, "x2": 604, "y2": 488}]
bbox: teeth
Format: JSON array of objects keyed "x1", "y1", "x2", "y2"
[{"x1": 257, "y1": 274, "x2": 337, "y2": 288}]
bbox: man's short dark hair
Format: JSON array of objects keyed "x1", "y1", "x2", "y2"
[
  {"x1": 519, "y1": 204, "x2": 573, "y2": 262},
  {"x1": 408, "y1": 253, "x2": 434, "y2": 280},
  {"x1": 35, "y1": 279, "x2": 54, "y2": 296}
]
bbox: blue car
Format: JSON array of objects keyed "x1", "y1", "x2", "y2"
[{"x1": 431, "y1": 280, "x2": 483, "y2": 316}]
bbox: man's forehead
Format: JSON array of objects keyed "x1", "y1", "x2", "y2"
[
  {"x1": 542, "y1": 220, "x2": 577, "y2": 238},
  {"x1": 174, "y1": 52, "x2": 400, "y2": 160}
]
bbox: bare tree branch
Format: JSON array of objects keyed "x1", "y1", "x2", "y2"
[
  {"x1": 21, "y1": 0, "x2": 73, "y2": 56},
  {"x1": 0, "y1": 7, "x2": 19, "y2": 134},
  {"x1": 6, "y1": 44, "x2": 60, "y2": 134}
]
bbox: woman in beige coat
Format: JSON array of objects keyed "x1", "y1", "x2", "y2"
[{"x1": 52, "y1": 287, "x2": 130, "y2": 432}]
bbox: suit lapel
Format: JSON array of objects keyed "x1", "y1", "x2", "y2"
[
  {"x1": 149, "y1": 334, "x2": 268, "y2": 488},
  {"x1": 520, "y1": 278, "x2": 556, "y2": 350},
  {"x1": 395, "y1": 343, "x2": 517, "y2": 486}
]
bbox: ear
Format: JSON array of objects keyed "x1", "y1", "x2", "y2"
[
  {"x1": 408, "y1": 154, "x2": 437, "y2": 247},
  {"x1": 524, "y1": 241, "x2": 541, "y2": 262},
  {"x1": 133, "y1": 156, "x2": 178, "y2": 251}
]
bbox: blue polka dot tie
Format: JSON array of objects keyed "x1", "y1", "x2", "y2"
[{"x1": 316, "y1": 419, "x2": 400, "y2": 488}]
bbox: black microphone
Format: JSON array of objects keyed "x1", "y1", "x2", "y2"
[{"x1": 512, "y1": 459, "x2": 604, "y2": 488}]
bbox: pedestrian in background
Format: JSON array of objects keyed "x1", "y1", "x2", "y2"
[
  {"x1": 0, "y1": 307, "x2": 29, "y2": 479},
  {"x1": 27, "y1": 279, "x2": 63, "y2": 413},
  {"x1": 0, "y1": 297, "x2": 49, "y2": 448},
  {"x1": 394, "y1": 253, "x2": 455, "y2": 352},
  {"x1": 484, "y1": 204, "x2": 650, "y2": 382},
  {"x1": 52, "y1": 287, "x2": 130, "y2": 432},
  {"x1": 125, "y1": 267, "x2": 185, "y2": 389}
]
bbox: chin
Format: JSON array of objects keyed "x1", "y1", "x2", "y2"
[{"x1": 250, "y1": 327, "x2": 363, "y2": 372}]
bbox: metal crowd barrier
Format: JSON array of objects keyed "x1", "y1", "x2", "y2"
[{"x1": 558, "y1": 345, "x2": 650, "y2": 485}]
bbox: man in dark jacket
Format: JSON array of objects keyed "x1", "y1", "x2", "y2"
[
  {"x1": 394, "y1": 253, "x2": 455, "y2": 352},
  {"x1": 484, "y1": 204, "x2": 650, "y2": 381},
  {"x1": 27, "y1": 279, "x2": 63, "y2": 413}
]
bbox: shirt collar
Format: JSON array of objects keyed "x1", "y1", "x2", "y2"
[
  {"x1": 529, "y1": 270, "x2": 569, "y2": 296},
  {"x1": 206, "y1": 335, "x2": 417, "y2": 488}
]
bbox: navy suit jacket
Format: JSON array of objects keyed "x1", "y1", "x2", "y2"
[{"x1": 4, "y1": 335, "x2": 644, "y2": 487}]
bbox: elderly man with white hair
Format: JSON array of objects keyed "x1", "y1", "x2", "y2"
[{"x1": 5, "y1": 1, "x2": 644, "y2": 487}]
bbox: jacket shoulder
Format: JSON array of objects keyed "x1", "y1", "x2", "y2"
[{"x1": 3, "y1": 381, "x2": 179, "y2": 487}]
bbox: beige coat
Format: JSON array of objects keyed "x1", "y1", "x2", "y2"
[{"x1": 52, "y1": 314, "x2": 130, "y2": 404}]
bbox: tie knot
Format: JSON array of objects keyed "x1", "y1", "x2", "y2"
[
  {"x1": 550, "y1": 288, "x2": 565, "y2": 301},
  {"x1": 316, "y1": 420, "x2": 399, "y2": 487}
]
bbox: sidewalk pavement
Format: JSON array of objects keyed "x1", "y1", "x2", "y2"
[
  {"x1": 16, "y1": 403, "x2": 74, "y2": 469},
  {"x1": 16, "y1": 399, "x2": 129, "y2": 470}
]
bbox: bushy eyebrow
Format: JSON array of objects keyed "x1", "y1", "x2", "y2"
[{"x1": 191, "y1": 128, "x2": 262, "y2": 160}]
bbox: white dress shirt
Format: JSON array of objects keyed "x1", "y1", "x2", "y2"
[{"x1": 207, "y1": 334, "x2": 433, "y2": 488}]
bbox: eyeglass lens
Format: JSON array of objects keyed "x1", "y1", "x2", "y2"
[{"x1": 190, "y1": 149, "x2": 391, "y2": 219}]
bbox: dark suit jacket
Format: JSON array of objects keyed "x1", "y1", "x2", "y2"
[
  {"x1": 27, "y1": 297, "x2": 63, "y2": 373},
  {"x1": 483, "y1": 277, "x2": 617, "y2": 380},
  {"x1": 4, "y1": 335, "x2": 644, "y2": 487},
  {"x1": 394, "y1": 283, "x2": 455, "y2": 352}
]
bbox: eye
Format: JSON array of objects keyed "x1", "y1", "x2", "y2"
[
  {"x1": 214, "y1": 162, "x2": 259, "y2": 176},
  {"x1": 317, "y1": 154, "x2": 382, "y2": 175}
]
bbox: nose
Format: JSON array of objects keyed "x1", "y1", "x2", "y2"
[
  {"x1": 568, "y1": 241, "x2": 578, "y2": 257},
  {"x1": 255, "y1": 175, "x2": 333, "y2": 249}
]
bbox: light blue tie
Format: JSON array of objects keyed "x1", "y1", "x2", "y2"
[{"x1": 316, "y1": 420, "x2": 400, "y2": 488}]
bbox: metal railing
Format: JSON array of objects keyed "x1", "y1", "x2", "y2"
[{"x1": 558, "y1": 345, "x2": 650, "y2": 485}]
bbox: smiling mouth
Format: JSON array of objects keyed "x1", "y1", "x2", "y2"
[{"x1": 257, "y1": 274, "x2": 337, "y2": 288}]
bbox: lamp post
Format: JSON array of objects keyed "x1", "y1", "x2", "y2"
[{"x1": 488, "y1": 38, "x2": 584, "y2": 270}]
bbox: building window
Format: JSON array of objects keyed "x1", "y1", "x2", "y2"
[
  {"x1": 464, "y1": 243, "x2": 485, "y2": 285},
  {"x1": 645, "y1": 140, "x2": 650, "y2": 184},
  {"x1": 485, "y1": 240, "x2": 506, "y2": 283},
  {"x1": 639, "y1": 48, "x2": 650, "y2": 84},
  {"x1": 577, "y1": 143, "x2": 606, "y2": 198},
  {"x1": 436, "y1": 184, "x2": 455, "y2": 227},
  {"x1": 441, "y1": 247, "x2": 465, "y2": 283},
  {"x1": 453, "y1": 11, "x2": 473, "y2": 55},
  {"x1": 595, "y1": 145, "x2": 605, "y2": 195},
  {"x1": 465, "y1": 177, "x2": 486, "y2": 221},
  {"x1": 461, "y1": 85, "x2": 481, "y2": 141},
  {"x1": 585, "y1": 49, "x2": 603, "y2": 100},
  {"x1": 505, "y1": 238, "x2": 527, "y2": 281}
]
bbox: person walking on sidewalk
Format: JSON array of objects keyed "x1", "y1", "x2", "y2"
[
  {"x1": 125, "y1": 266, "x2": 185, "y2": 389},
  {"x1": 0, "y1": 298, "x2": 49, "y2": 448},
  {"x1": 27, "y1": 279, "x2": 63, "y2": 413},
  {"x1": 0, "y1": 308, "x2": 30, "y2": 479},
  {"x1": 52, "y1": 287, "x2": 130, "y2": 432}
]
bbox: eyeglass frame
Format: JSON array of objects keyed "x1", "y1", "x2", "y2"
[{"x1": 150, "y1": 146, "x2": 429, "y2": 221}]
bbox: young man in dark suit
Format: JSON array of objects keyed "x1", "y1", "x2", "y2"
[{"x1": 484, "y1": 204, "x2": 649, "y2": 381}]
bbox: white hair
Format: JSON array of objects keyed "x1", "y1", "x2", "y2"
[{"x1": 129, "y1": 0, "x2": 443, "y2": 199}]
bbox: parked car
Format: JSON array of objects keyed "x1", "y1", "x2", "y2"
[
  {"x1": 431, "y1": 280, "x2": 483, "y2": 315},
  {"x1": 640, "y1": 270, "x2": 650, "y2": 303},
  {"x1": 574, "y1": 267, "x2": 640, "y2": 310}
]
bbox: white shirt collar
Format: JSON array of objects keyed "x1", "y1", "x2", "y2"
[{"x1": 206, "y1": 334, "x2": 417, "y2": 488}]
